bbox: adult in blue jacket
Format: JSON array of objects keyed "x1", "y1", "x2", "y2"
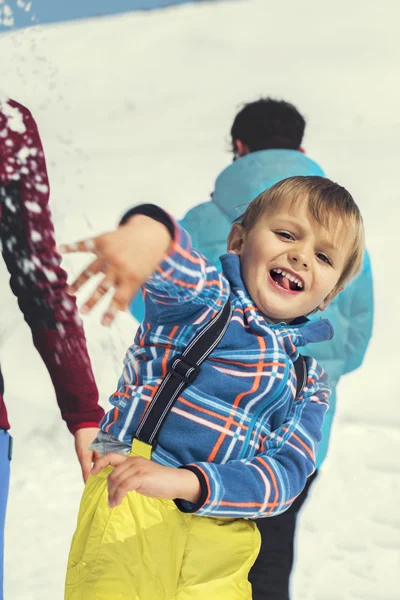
[{"x1": 130, "y1": 99, "x2": 374, "y2": 600}]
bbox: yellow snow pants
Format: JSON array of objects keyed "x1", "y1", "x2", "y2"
[{"x1": 65, "y1": 448, "x2": 260, "y2": 599}]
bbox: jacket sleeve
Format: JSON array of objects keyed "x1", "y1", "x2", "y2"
[
  {"x1": 176, "y1": 357, "x2": 330, "y2": 519},
  {"x1": 341, "y1": 250, "x2": 374, "y2": 374},
  {"x1": 0, "y1": 100, "x2": 104, "y2": 434},
  {"x1": 120, "y1": 204, "x2": 230, "y2": 323},
  {"x1": 127, "y1": 202, "x2": 224, "y2": 323}
]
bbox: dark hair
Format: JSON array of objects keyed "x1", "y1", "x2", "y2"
[{"x1": 231, "y1": 97, "x2": 306, "y2": 153}]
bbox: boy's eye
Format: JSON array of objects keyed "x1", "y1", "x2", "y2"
[
  {"x1": 276, "y1": 231, "x2": 295, "y2": 241},
  {"x1": 316, "y1": 252, "x2": 332, "y2": 266}
]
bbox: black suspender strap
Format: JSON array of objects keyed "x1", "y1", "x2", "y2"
[
  {"x1": 294, "y1": 354, "x2": 307, "y2": 397},
  {"x1": 132, "y1": 300, "x2": 308, "y2": 458},
  {"x1": 134, "y1": 299, "x2": 233, "y2": 448}
]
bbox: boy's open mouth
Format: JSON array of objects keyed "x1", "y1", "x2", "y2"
[{"x1": 270, "y1": 268, "x2": 304, "y2": 292}]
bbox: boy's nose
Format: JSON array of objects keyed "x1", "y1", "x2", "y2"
[{"x1": 288, "y1": 251, "x2": 309, "y2": 269}]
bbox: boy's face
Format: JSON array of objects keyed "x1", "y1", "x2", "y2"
[{"x1": 228, "y1": 198, "x2": 351, "y2": 322}]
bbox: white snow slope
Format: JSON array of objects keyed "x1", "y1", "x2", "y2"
[{"x1": 0, "y1": 1, "x2": 399, "y2": 598}]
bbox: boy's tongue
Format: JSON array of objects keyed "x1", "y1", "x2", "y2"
[{"x1": 276, "y1": 273, "x2": 291, "y2": 290}]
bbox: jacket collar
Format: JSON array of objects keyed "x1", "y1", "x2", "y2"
[
  {"x1": 220, "y1": 252, "x2": 334, "y2": 347},
  {"x1": 212, "y1": 149, "x2": 325, "y2": 223}
]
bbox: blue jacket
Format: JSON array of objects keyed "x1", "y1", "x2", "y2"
[
  {"x1": 131, "y1": 150, "x2": 374, "y2": 467},
  {"x1": 106, "y1": 213, "x2": 332, "y2": 518}
]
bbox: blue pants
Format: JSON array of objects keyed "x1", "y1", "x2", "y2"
[{"x1": 0, "y1": 431, "x2": 11, "y2": 600}]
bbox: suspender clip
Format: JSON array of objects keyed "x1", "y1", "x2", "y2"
[{"x1": 168, "y1": 354, "x2": 199, "y2": 384}]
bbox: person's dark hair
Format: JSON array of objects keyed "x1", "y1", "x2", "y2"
[{"x1": 231, "y1": 97, "x2": 306, "y2": 153}]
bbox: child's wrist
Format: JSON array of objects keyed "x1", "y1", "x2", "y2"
[
  {"x1": 124, "y1": 214, "x2": 172, "y2": 253},
  {"x1": 177, "y1": 468, "x2": 201, "y2": 504}
]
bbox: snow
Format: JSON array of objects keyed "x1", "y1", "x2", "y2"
[
  {"x1": 0, "y1": 0, "x2": 399, "y2": 598},
  {"x1": 0, "y1": 99, "x2": 25, "y2": 133}
]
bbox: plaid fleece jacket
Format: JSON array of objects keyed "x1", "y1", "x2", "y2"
[{"x1": 101, "y1": 210, "x2": 333, "y2": 519}]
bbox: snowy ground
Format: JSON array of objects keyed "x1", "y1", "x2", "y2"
[{"x1": 0, "y1": 0, "x2": 400, "y2": 598}]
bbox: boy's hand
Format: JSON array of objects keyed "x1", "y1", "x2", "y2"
[
  {"x1": 91, "y1": 453, "x2": 201, "y2": 508},
  {"x1": 59, "y1": 215, "x2": 172, "y2": 326}
]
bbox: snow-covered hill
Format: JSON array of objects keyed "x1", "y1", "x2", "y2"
[{"x1": 0, "y1": 1, "x2": 399, "y2": 598}]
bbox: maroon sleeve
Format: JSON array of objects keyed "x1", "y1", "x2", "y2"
[{"x1": 0, "y1": 99, "x2": 104, "y2": 434}]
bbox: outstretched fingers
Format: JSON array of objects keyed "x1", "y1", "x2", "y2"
[
  {"x1": 81, "y1": 276, "x2": 115, "y2": 314},
  {"x1": 59, "y1": 238, "x2": 97, "y2": 255},
  {"x1": 101, "y1": 278, "x2": 141, "y2": 326},
  {"x1": 69, "y1": 257, "x2": 105, "y2": 295}
]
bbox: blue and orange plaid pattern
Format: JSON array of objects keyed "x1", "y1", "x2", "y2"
[{"x1": 100, "y1": 216, "x2": 333, "y2": 518}]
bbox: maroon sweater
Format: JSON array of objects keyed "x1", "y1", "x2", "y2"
[{"x1": 0, "y1": 99, "x2": 104, "y2": 433}]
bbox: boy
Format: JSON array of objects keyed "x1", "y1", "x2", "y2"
[
  {"x1": 137, "y1": 97, "x2": 372, "y2": 600},
  {"x1": 62, "y1": 176, "x2": 364, "y2": 600}
]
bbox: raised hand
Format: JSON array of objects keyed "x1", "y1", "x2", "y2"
[{"x1": 59, "y1": 214, "x2": 172, "y2": 325}]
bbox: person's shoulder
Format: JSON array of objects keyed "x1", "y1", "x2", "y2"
[
  {"x1": 0, "y1": 98, "x2": 38, "y2": 141},
  {"x1": 1, "y1": 98, "x2": 33, "y2": 121},
  {"x1": 180, "y1": 200, "x2": 229, "y2": 240},
  {"x1": 181, "y1": 200, "x2": 224, "y2": 224},
  {"x1": 6, "y1": 98, "x2": 31, "y2": 114}
]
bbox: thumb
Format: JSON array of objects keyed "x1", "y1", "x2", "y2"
[{"x1": 79, "y1": 451, "x2": 94, "y2": 483}]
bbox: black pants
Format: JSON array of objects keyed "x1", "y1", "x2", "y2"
[{"x1": 249, "y1": 471, "x2": 319, "y2": 600}]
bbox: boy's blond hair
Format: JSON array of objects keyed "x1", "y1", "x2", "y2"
[{"x1": 234, "y1": 176, "x2": 365, "y2": 290}]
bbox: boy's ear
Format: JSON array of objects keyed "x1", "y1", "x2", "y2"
[
  {"x1": 234, "y1": 139, "x2": 250, "y2": 158},
  {"x1": 228, "y1": 224, "x2": 245, "y2": 255},
  {"x1": 317, "y1": 285, "x2": 344, "y2": 311}
]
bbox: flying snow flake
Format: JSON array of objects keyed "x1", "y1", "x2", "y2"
[
  {"x1": 43, "y1": 267, "x2": 58, "y2": 282},
  {"x1": 25, "y1": 201, "x2": 41, "y2": 213},
  {"x1": 17, "y1": 0, "x2": 32, "y2": 9},
  {"x1": 18, "y1": 145, "x2": 37, "y2": 163},
  {"x1": 0, "y1": 101, "x2": 25, "y2": 133},
  {"x1": 35, "y1": 183, "x2": 49, "y2": 194},
  {"x1": 0, "y1": 1, "x2": 35, "y2": 28},
  {"x1": 62, "y1": 298, "x2": 74, "y2": 312},
  {"x1": 31, "y1": 231, "x2": 42, "y2": 242},
  {"x1": 18, "y1": 258, "x2": 35, "y2": 274},
  {"x1": 56, "y1": 323, "x2": 66, "y2": 337},
  {"x1": 5, "y1": 197, "x2": 16, "y2": 213},
  {"x1": 0, "y1": 3, "x2": 14, "y2": 27}
]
